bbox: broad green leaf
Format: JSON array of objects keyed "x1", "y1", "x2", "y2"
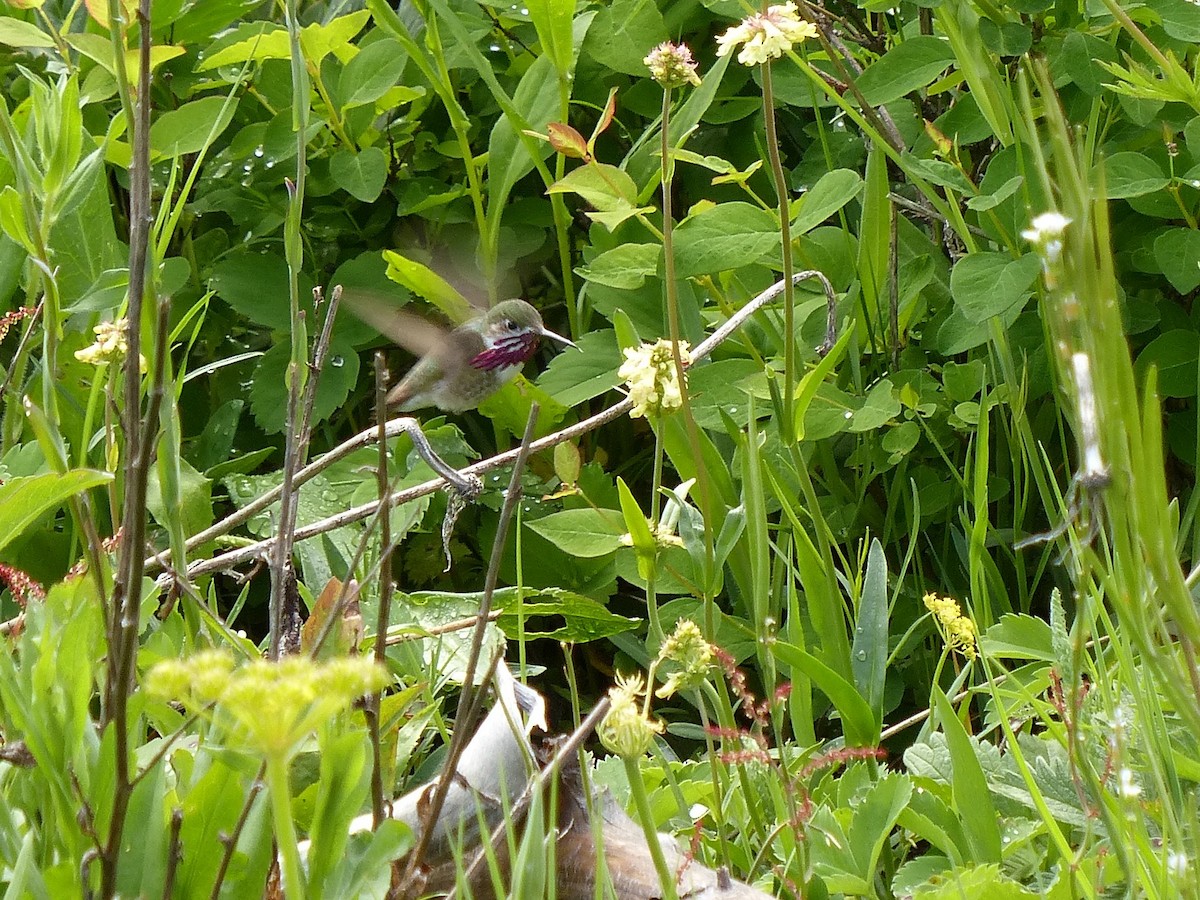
[
  {"x1": 949, "y1": 252, "x2": 1039, "y2": 323},
  {"x1": 149, "y1": 96, "x2": 237, "y2": 159},
  {"x1": 488, "y1": 54, "x2": 559, "y2": 219},
  {"x1": 339, "y1": 39, "x2": 406, "y2": 109},
  {"x1": 210, "y1": 252, "x2": 315, "y2": 330},
  {"x1": 146, "y1": 456, "x2": 213, "y2": 540},
  {"x1": 850, "y1": 380, "x2": 902, "y2": 431},
  {"x1": 856, "y1": 36, "x2": 956, "y2": 106},
  {"x1": 848, "y1": 775, "x2": 913, "y2": 880},
  {"x1": 793, "y1": 168, "x2": 863, "y2": 233},
  {"x1": 673, "y1": 202, "x2": 780, "y2": 277},
  {"x1": 794, "y1": 327, "x2": 853, "y2": 442},
  {"x1": 248, "y1": 339, "x2": 361, "y2": 434},
  {"x1": 1154, "y1": 228, "x2": 1200, "y2": 294},
  {"x1": 330, "y1": 146, "x2": 388, "y2": 202},
  {"x1": 0, "y1": 17, "x2": 55, "y2": 48},
  {"x1": 966, "y1": 175, "x2": 1023, "y2": 211},
  {"x1": 581, "y1": 0, "x2": 667, "y2": 76},
  {"x1": 932, "y1": 689, "x2": 1003, "y2": 863},
  {"x1": 381, "y1": 250, "x2": 474, "y2": 323},
  {"x1": 548, "y1": 163, "x2": 639, "y2": 211},
  {"x1": 527, "y1": 507, "x2": 625, "y2": 557},
  {"x1": 1135, "y1": 329, "x2": 1200, "y2": 398},
  {"x1": 1102, "y1": 152, "x2": 1169, "y2": 199},
  {"x1": 576, "y1": 243, "x2": 661, "y2": 290},
  {"x1": 0, "y1": 470, "x2": 113, "y2": 555},
  {"x1": 1149, "y1": 0, "x2": 1200, "y2": 41},
  {"x1": 197, "y1": 26, "x2": 289, "y2": 69},
  {"x1": 980, "y1": 614, "x2": 1054, "y2": 661},
  {"x1": 299, "y1": 10, "x2": 370, "y2": 62},
  {"x1": 497, "y1": 589, "x2": 639, "y2": 641},
  {"x1": 537, "y1": 329, "x2": 621, "y2": 408}
]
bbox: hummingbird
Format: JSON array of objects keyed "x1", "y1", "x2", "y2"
[{"x1": 348, "y1": 297, "x2": 576, "y2": 412}]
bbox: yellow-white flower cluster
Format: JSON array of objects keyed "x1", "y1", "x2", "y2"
[
  {"x1": 716, "y1": 2, "x2": 818, "y2": 67},
  {"x1": 618, "y1": 338, "x2": 691, "y2": 419},
  {"x1": 146, "y1": 651, "x2": 386, "y2": 759},
  {"x1": 643, "y1": 41, "x2": 702, "y2": 88},
  {"x1": 923, "y1": 592, "x2": 977, "y2": 661},
  {"x1": 598, "y1": 672, "x2": 664, "y2": 759},
  {"x1": 655, "y1": 619, "x2": 713, "y2": 698},
  {"x1": 74, "y1": 318, "x2": 147, "y2": 371}
]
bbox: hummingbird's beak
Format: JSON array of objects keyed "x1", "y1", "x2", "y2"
[{"x1": 541, "y1": 327, "x2": 579, "y2": 349}]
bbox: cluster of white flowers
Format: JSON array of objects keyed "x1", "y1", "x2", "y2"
[
  {"x1": 618, "y1": 338, "x2": 691, "y2": 418},
  {"x1": 716, "y1": 2, "x2": 818, "y2": 66}
]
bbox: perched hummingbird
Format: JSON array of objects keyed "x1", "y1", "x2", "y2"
[{"x1": 349, "y1": 297, "x2": 576, "y2": 412}]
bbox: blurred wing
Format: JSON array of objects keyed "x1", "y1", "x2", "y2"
[{"x1": 341, "y1": 290, "x2": 449, "y2": 358}]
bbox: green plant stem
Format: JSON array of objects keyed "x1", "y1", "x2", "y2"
[
  {"x1": 267, "y1": 754, "x2": 306, "y2": 899},
  {"x1": 647, "y1": 424, "x2": 665, "y2": 639},
  {"x1": 760, "y1": 61, "x2": 795, "y2": 438},
  {"x1": 622, "y1": 755, "x2": 679, "y2": 900},
  {"x1": 658, "y1": 85, "x2": 718, "y2": 638}
]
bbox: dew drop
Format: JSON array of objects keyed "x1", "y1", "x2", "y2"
[
  {"x1": 330, "y1": 355, "x2": 345, "y2": 368},
  {"x1": 856, "y1": 650, "x2": 867, "y2": 660},
  {"x1": 844, "y1": 410, "x2": 853, "y2": 419},
  {"x1": 253, "y1": 145, "x2": 265, "y2": 158}
]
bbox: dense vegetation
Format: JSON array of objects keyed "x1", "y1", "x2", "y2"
[{"x1": 0, "y1": 0, "x2": 1198, "y2": 896}]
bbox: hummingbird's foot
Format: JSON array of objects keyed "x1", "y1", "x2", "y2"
[{"x1": 440, "y1": 476, "x2": 481, "y2": 571}]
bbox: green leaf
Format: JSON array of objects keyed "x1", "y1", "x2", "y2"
[
  {"x1": 0, "y1": 185, "x2": 34, "y2": 254},
  {"x1": 249, "y1": 339, "x2": 361, "y2": 434},
  {"x1": 581, "y1": 0, "x2": 667, "y2": 76},
  {"x1": 949, "y1": 252, "x2": 1039, "y2": 323},
  {"x1": 901, "y1": 155, "x2": 975, "y2": 195},
  {"x1": 966, "y1": 175, "x2": 1023, "y2": 211},
  {"x1": 794, "y1": 168, "x2": 864, "y2": 233},
  {"x1": 0, "y1": 470, "x2": 113, "y2": 555},
  {"x1": 548, "y1": 163, "x2": 639, "y2": 211},
  {"x1": 1154, "y1": 228, "x2": 1200, "y2": 294},
  {"x1": 856, "y1": 36, "x2": 956, "y2": 106},
  {"x1": 488, "y1": 54, "x2": 559, "y2": 219},
  {"x1": 197, "y1": 25, "x2": 289, "y2": 69},
  {"x1": 149, "y1": 96, "x2": 237, "y2": 159},
  {"x1": 850, "y1": 380, "x2": 902, "y2": 432},
  {"x1": 771, "y1": 640, "x2": 879, "y2": 745},
  {"x1": 299, "y1": 10, "x2": 371, "y2": 62},
  {"x1": 794, "y1": 327, "x2": 854, "y2": 442},
  {"x1": 851, "y1": 539, "x2": 888, "y2": 715},
  {"x1": 526, "y1": 507, "x2": 625, "y2": 557},
  {"x1": 338, "y1": 39, "x2": 406, "y2": 109},
  {"x1": 146, "y1": 456, "x2": 213, "y2": 539},
  {"x1": 1102, "y1": 152, "x2": 1169, "y2": 199},
  {"x1": 209, "y1": 252, "x2": 315, "y2": 330},
  {"x1": 496, "y1": 588, "x2": 639, "y2": 641},
  {"x1": 1135, "y1": 329, "x2": 1200, "y2": 398},
  {"x1": 537, "y1": 329, "x2": 621, "y2": 407},
  {"x1": 1149, "y1": 0, "x2": 1200, "y2": 41},
  {"x1": 980, "y1": 614, "x2": 1054, "y2": 661},
  {"x1": 673, "y1": 202, "x2": 781, "y2": 277},
  {"x1": 576, "y1": 243, "x2": 661, "y2": 290},
  {"x1": 932, "y1": 689, "x2": 1003, "y2": 863},
  {"x1": 381, "y1": 250, "x2": 474, "y2": 323},
  {"x1": 0, "y1": 17, "x2": 56, "y2": 48},
  {"x1": 330, "y1": 146, "x2": 388, "y2": 202}
]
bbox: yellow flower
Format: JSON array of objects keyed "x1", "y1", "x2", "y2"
[
  {"x1": 74, "y1": 318, "x2": 147, "y2": 371},
  {"x1": 923, "y1": 592, "x2": 977, "y2": 661},
  {"x1": 598, "y1": 672, "x2": 663, "y2": 758},
  {"x1": 655, "y1": 619, "x2": 713, "y2": 698},
  {"x1": 716, "y1": 2, "x2": 818, "y2": 67},
  {"x1": 145, "y1": 651, "x2": 387, "y2": 760},
  {"x1": 618, "y1": 339, "x2": 691, "y2": 419},
  {"x1": 644, "y1": 41, "x2": 702, "y2": 88}
]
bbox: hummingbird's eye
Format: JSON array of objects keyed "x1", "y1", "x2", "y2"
[{"x1": 504, "y1": 319, "x2": 518, "y2": 331}]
